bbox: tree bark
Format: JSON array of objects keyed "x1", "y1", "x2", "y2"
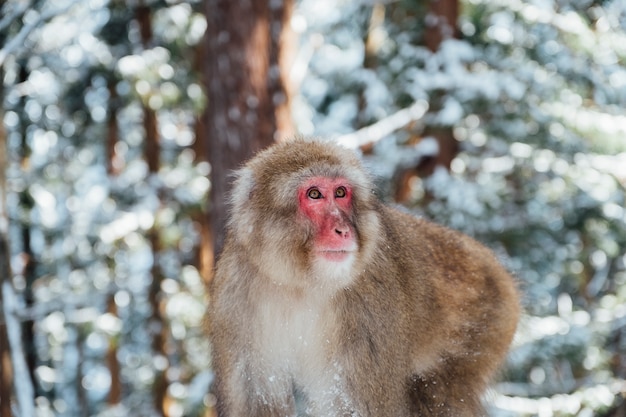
[
  {"x1": 423, "y1": 0, "x2": 460, "y2": 178},
  {"x1": 105, "y1": 76, "x2": 123, "y2": 407},
  {"x1": 425, "y1": 0, "x2": 460, "y2": 53},
  {"x1": 0, "y1": 316, "x2": 11, "y2": 417},
  {"x1": 15, "y1": 62, "x2": 39, "y2": 398},
  {"x1": 203, "y1": 0, "x2": 294, "y2": 256},
  {"x1": 136, "y1": 3, "x2": 169, "y2": 415},
  {"x1": 192, "y1": 34, "x2": 215, "y2": 284},
  {"x1": 107, "y1": 77, "x2": 122, "y2": 176},
  {"x1": 396, "y1": 0, "x2": 460, "y2": 203}
]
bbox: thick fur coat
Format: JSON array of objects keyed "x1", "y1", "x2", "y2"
[{"x1": 209, "y1": 139, "x2": 520, "y2": 417}]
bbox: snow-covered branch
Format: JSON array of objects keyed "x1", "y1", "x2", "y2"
[
  {"x1": 0, "y1": 1, "x2": 30, "y2": 33},
  {"x1": 336, "y1": 100, "x2": 429, "y2": 149},
  {"x1": 0, "y1": 0, "x2": 81, "y2": 66},
  {"x1": 2, "y1": 281, "x2": 35, "y2": 417}
]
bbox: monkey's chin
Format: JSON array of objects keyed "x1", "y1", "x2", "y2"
[{"x1": 311, "y1": 251, "x2": 356, "y2": 291}]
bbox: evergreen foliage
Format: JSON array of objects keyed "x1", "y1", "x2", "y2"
[{"x1": 1, "y1": 0, "x2": 625, "y2": 415}]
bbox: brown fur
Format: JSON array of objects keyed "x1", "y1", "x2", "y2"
[{"x1": 209, "y1": 138, "x2": 520, "y2": 417}]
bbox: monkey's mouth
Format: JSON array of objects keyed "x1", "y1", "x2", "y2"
[{"x1": 318, "y1": 250, "x2": 354, "y2": 262}]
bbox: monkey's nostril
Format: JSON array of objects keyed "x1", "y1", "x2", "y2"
[{"x1": 335, "y1": 228, "x2": 349, "y2": 237}]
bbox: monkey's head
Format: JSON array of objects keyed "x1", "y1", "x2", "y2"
[{"x1": 226, "y1": 138, "x2": 381, "y2": 293}]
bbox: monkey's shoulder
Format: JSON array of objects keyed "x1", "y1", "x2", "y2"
[
  {"x1": 375, "y1": 204, "x2": 508, "y2": 275},
  {"x1": 378, "y1": 205, "x2": 473, "y2": 250}
]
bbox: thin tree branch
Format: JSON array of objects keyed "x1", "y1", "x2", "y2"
[
  {"x1": 336, "y1": 100, "x2": 429, "y2": 149},
  {"x1": 0, "y1": 1, "x2": 31, "y2": 33},
  {"x1": 2, "y1": 281, "x2": 35, "y2": 417}
]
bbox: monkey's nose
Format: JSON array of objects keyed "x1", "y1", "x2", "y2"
[{"x1": 335, "y1": 227, "x2": 350, "y2": 238}]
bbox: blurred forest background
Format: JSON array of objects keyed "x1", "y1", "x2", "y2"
[{"x1": 1, "y1": 0, "x2": 625, "y2": 416}]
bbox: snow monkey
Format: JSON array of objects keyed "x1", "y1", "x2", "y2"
[{"x1": 208, "y1": 138, "x2": 520, "y2": 417}]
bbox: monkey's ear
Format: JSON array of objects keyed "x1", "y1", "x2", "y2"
[
  {"x1": 228, "y1": 167, "x2": 257, "y2": 245},
  {"x1": 231, "y1": 166, "x2": 256, "y2": 204}
]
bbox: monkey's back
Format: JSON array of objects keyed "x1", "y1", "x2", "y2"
[{"x1": 352, "y1": 205, "x2": 520, "y2": 415}]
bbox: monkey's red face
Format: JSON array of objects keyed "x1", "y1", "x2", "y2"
[{"x1": 298, "y1": 176, "x2": 358, "y2": 263}]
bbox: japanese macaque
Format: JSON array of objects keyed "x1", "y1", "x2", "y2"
[{"x1": 208, "y1": 138, "x2": 520, "y2": 417}]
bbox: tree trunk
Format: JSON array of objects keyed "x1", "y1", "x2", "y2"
[
  {"x1": 0, "y1": 309, "x2": 11, "y2": 417},
  {"x1": 136, "y1": 3, "x2": 169, "y2": 416},
  {"x1": 396, "y1": 0, "x2": 460, "y2": 203},
  {"x1": 107, "y1": 77, "x2": 122, "y2": 176},
  {"x1": 424, "y1": 0, "x2": 459, "y2": 53},
  {"x1": 192, "y1": 34, "x2": 215, "y2": 284},
  {"x1": 105, "y1": 76, "x2": 123, "y2": 407},
  {"x1": 203, "y1": 0, "x2": 294, "y2": 256},
  {"x1": 423, "y1": 0, "x2": 460, "y2": 177},
  {"x1": 16, "y1": 62, "x2": 39, "y2": 398}
]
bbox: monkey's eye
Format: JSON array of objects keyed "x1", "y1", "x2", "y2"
[
  {"x1": 307, "y1": 188, "x2": 322, "y2": 199},
  {"x1": 335, "y1": 186, "x2": 347, "y2": 198}
]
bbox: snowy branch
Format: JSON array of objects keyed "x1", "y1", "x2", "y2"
[
  {"x1": 2, "y1": 281, "x2": 35, "y2": 417},
  {"x1": 0, "y1": 0, "x2": 80, "y2": 66},
  {"x1": 0, "y1": 1, "x2": 30, "y2": 33},
  {"x1": 0, "y1": 293, "x2": 106, "y2": 324},
  {"x1": 336, "y1": 100, "x2": 429, "y2": 149}
]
